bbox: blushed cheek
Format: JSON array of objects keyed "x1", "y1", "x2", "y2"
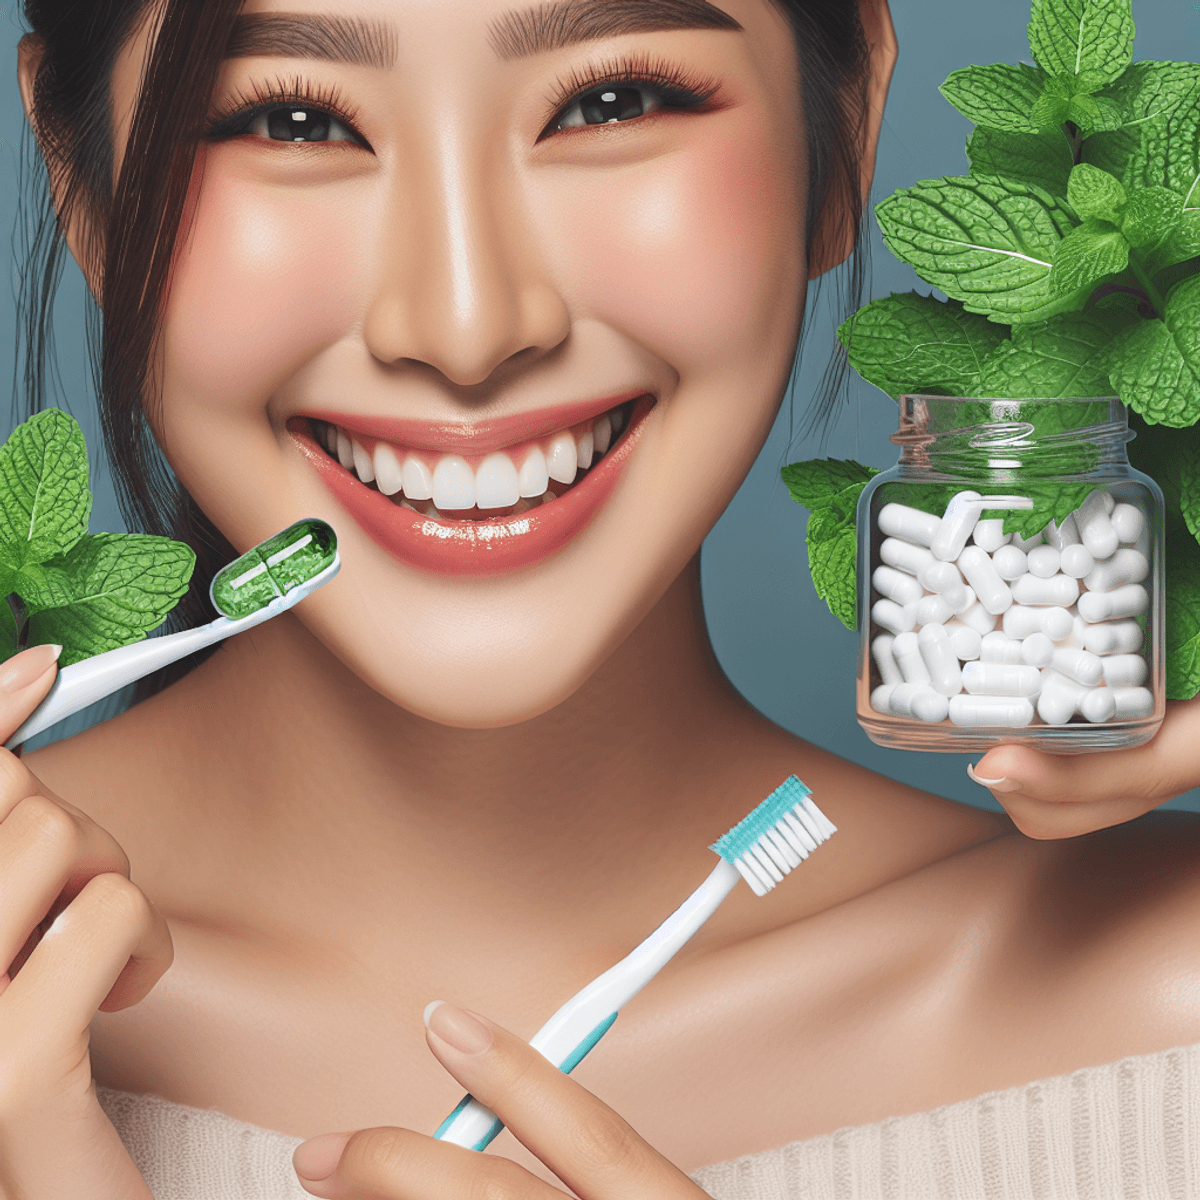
[
  {"x1": 162, "y1": 171, "x2": 363, "y2": 408},
  {"x1": 549, "y1": 131, "x2": 803, "y2": 365}
]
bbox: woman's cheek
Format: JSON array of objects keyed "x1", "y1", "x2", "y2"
[
  {"x1": 163, "y1": 168, "x2": 367, "y2": 408},
  {"x1": 540, "y1": 129, "x2": 803, "y2": 366}
]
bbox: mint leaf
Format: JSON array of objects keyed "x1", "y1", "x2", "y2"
[
  {"x1": 1092, "y1": 62, "x2": 1200, "y2": 132},
  {"x1": 1124, "y1": 85, "x2": 1200, "y2": 198},
  {"x1": 836, "y1": 293, "x2": 1007, "y2": 399},
  {"x1": 967, "y1": 128, "x2": 1073, "y2": 198},
  {"x1": 875, "y1": 175, "x2": 1088, "y2": 323},
  {"x1": 1067, "y1": 163, "x2": 1127, "y2": 221},
  {"x1": 1107, "y1": 275, "x2": 1200, "y2": 425},
  {"x1": 940, "y1": 64, "x2": 1049, "y2": 133},
  {"x1": 1028, "y1": 0, "x2": 1134, "y2": 93},
  {"x1": 976, "y1": 312, "x2": 1116, "y2": 397},
  {"x1": 1165, "y1": 534, "x2": 1200, "y2": 699},
  {"x1": 1147, "y1": 210, "x2": 1200, "y2": 274},
  {"x1": 805, "y1": 509, "x2": 860, "y2": 631},
  {"x1": 21, "y1": 533, "x2": 195, "y2": 667},
  {"x1": 781, "y1": 459, "x2": 879, "y2": 512},
  {"x1": 996, "y1": 482, "x2": 1098, "y2": 539},
  {"x1": 1050, "y1": 217, "x2": 1130, "y2": 294},
  {"x1": 1120, "y1": 185, "x2": 1183, "y2": 248},
  {"x1": 0, "y1": 410, "x2": 91, "y2": 573},
  {"x1": 1082, "y1": 127, "x2": 1142, "y2": 179}
]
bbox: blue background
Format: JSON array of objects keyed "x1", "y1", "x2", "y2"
[{"x1": 0, "y1": 1, "x2": 1197, "y2": 810}]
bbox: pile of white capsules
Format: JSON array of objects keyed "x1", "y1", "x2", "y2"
[{"x1": 869, "y1": 489, "x2": 1153, "y2": 728}]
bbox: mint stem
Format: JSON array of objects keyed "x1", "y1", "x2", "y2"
[{"x1": 1127, "y1": 253, "x2": 1168, "y2": 319}]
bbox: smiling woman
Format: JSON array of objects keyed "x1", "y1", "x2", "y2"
[{"x1": 5, "y1": 1, "x2": 1200, "y2": 1199}]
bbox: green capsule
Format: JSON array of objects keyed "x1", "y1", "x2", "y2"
[{"x1": 210, "y1": 519, "x2": 337, "y2": 619}]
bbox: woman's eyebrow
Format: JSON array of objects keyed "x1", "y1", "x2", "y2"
[
  {"x1": 488, "y1": 0, "x2": 743, "y2": 61},
  {"x1": 224, "y1": 14, "x2": 399, "y2": 69}
]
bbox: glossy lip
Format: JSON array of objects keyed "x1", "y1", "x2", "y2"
[
  {"x1": 295, "y1": 395, "x2": 654, "y2": 576},
  {"x1": 303, "y1": 390, "x2": 646, "y2": 457}
]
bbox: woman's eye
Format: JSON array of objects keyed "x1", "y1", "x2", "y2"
[
  {"x1": 554, "y1": 86, "x2": 665, "y2": 130},
  {"x1": 245, "y1": 105, "x2": 357, "y2": 143}
]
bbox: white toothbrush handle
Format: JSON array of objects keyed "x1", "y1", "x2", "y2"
[
  {"x1": 434, "y1": 859, "x2": 741, "y2": 1150},
  {"x1": 5, "y1": 557, "x2": 339, "y2": 749}
]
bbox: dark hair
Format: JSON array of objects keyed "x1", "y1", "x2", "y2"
[{"x1": 17, "y1": 0, "x2": 871, "y2": 697}]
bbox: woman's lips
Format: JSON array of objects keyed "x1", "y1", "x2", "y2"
[{"x1": 295, "y1": 396, "x2": 653, "y2": 576}]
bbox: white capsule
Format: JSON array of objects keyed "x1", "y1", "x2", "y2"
[
  {"x1": 972, "y1": 518, "x2": 1011, "y2": 552},
  {"x1": 1026, "y1": 545, "x2": 1061, "y2": 578},
  {"x1": 1002, "y1": 605, "x2": 1045, "y2": 641},
  {"x1": 1101, "y1": 654, "x2": 1148, "y2": 688},
  {"x1": 949, "y1": 695, "x2": 1035, "y2": 728},
  {"x1": 962, "y1": 661, "x2": 1041, "y2": 697},
  {"x1": 958, "y1": 600, "x2": 998, "y2": 635},
  {"x1": 1079, "y1": 687, "x2": 1117, "y2": 724},
  {"x1": 911, "y1": 689, "x2": 951, "y2": 722},
  {"x1": 872, "y1": 635, "x2": 904, "y2": 687},
  {"x1": 878, "y1": 503, "x2": 942, "y2": 548},
  {"x1": 1059, "y1": 544, "x2": 1095, "y2": 579},
  {"x1": 931, "y1": 490, "x2": 984, "y2": 561},
  {"x1": 1084, "y1": 548, "x2": 1149, "y2": 593},
  {"x1": 981, "y1": 632, "x2": 1024, "y2": 665},
  {"x1": 1022, "y1": 632, "x2": 1055, "y2": 667},
  {"x1": 892, "y1": 631, "x2": 932, "y2": 685},
  {"x1": 1110, "y1": 503, "x2": 1145, "y2": 545},
  {"x1": 889, "y1": 682, "x2": 920, "y2": 718},
  {"x1": 1111, "y1": 686, "x2": 1154, "y2": 719},
  {"x1": 958, "y1": 545, "x2": 1013, "y2": 615},
  {"x1": 1037, "y1": 687, "x2": 1078, "y2": 725},
  {"x1": 1011, "y1": 574, "x2": 1080, "y2": 607},
  {"x1": 872, "y1": 598, "x2": 917, "y2": 637},
  {"x1": 916, "y1": 593, "x2": 954, "y2": 627},
  {"x1": 918, "y1": 560, "x2": 969, "y2": 610},
  {"x1": 1011, "y1": 529, "x2": 1045, "y2": 552},
  {"x1": 1082, "y1": 619, "x2": 1144, "y2": 656},
  {"x1": 1042, "y1": 607, "x2": 1075, "y2": 642},
  {"x1": 871, "y1": 684, "x2": 896, "y2": 714},
  {"x1": 1077, "y1": 583, "x2": 1149, "y2": 623},
  {"x1": 1051, "y1": 647, "x2": 1104, "y2": 686},
  {"x1": 918, "y1": 624, "x2": 964, "y2": 697},
  {"x1": 880, "y1": 538, "x2": 935, "y2": 577},
  {"x1": 872, "y1": 565, "x2": 924, "y2": 607},
  {"x1": 1076, "y1": 490, "x2": 1119, "y2": 559},
  {"x1": 991, "y1": 544, "x2": 1028, "y2": 582},
  {"x1": 945, "y1": 620, "x2": 982, "y2": 662},
  {"x1": 1044, "y1": 515, "x2": 1081, "y2": 549}
]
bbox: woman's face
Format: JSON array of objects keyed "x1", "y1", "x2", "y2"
[{"x1": 123, "y1": 0, "x2": 808, "y2": 726}]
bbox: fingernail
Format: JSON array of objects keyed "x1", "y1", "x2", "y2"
[
  {"x1": 293, "y1": 1132, "x2": 352, "y2": 1182},
  {"x1": 967, "y1": 763, "x2": 1021, "y2": 793},
  {"x1": 424, "y1": 1000, "x2": 493, "y2": 1056},
  {"x1": 0, "y1": 644, "x2": 61, "y2": 693}
]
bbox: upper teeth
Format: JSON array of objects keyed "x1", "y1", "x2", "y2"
[{"x1": 317, "y1": 405, "x2": 627, "y2": 512}]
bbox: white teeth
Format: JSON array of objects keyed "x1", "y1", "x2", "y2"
[
  {"x1": 546, "y1": 432, "x2": 578, "y2": 485},
  {"x1": 373, "y1": 442, "x2": 404, "y2": 496},
  {"x1": 519, "y1": 447, "x2": 549, "y2": 498},
  {"x1": 610, "y1": 407, "x2": 625, "y2": 434},
  {"x1": 433, "y1": 455, "x2": 475, "y2": 510},
  {"x1": 336, "y1": 428, "x2": 355, "y2": 470},
  {"x1": 475, "y1": 452, "x2": 520, "y2": 509},
  {"x1": 352, "y1": 439, "x2": 374, "y2": 483},
  {"x1": 402, "y1": 455, "x2": 434, "y2": 501},
  {"x1": 594, "y1": 414, "x2": 612, "y2": 455},
  {"x1": 577, "y1": 429, "x2": 594, "y2": 470}
]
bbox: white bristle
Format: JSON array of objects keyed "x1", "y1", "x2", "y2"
[
  {"x1": 735, "y1": 857, "x2": 769, "y2": 896},
  {"x1": 727, "y1": 799, "x2": 835, "y2": 896},
  {"x1": 783, "y1": 811, "x2": 817, "y2": 853}
]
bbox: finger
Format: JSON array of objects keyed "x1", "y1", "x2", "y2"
[
  {"x1": 0, "y1": 643, "x2": 60, "y2": 742},
  {"x1": 295, "y1": 1127, "x2": 566, "y2": 1200},
  {"x1": 421, "y1": 1002, "x2": 706, "y2": 1200},
  {"x1": 3, "y1": 871, "x2": 172, "y2": 1030},
  {"x1": 969, "y1": 696, "x2": 1200, "y2": 839}
]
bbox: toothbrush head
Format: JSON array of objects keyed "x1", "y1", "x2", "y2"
[
  {"x1": 710, "y1": 775, "x2": 836, "y2": 896},
  {"x1": 210, "y1": 518, "x2": 340, "y2": 620}
]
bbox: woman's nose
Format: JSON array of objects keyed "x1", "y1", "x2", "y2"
[{"x1": 363, "y1": 139, "x2": 571, "y2": 388}]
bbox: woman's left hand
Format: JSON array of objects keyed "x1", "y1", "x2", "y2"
[
  {"x1": 970, "y1": 694, "x2": 1200, "y2": 839},
  {"x1": 293, "y1": 1001, "x2": 709, "y2": 1199}
]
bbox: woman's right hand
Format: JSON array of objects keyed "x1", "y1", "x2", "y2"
[{"x1": 0, "y1": 644, "x2": 173, "y2": 1200}]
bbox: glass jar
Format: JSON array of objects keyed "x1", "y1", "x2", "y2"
[{"x1": 857, "y1": 396, "x2": 1165, "y2": 753}]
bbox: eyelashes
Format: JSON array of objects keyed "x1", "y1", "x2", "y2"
[{"x1": 204, "y1": 76, "x2": 371, "y2": 148}]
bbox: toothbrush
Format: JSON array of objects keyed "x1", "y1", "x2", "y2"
[
  {"x1": 5, "y1": 518, "x2": 339, "y2": 749},
  {"x1": 433, "y1": 774, "x2": 835, "y2": 1151}
]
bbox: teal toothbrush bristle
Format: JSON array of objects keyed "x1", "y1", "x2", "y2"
[
  {"x1": 210, "y1": 519, "x2": 337, "y2": 619},
  {"x1": 710, "y1": 775, "x2": 835, "y2": 896}
]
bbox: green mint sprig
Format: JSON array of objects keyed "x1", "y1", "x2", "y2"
[
  {"x1": 785, "y1": 0, "x2": 1200, "y2": 697},
  {"x1": 0, "y1": 410, "x2": 195, "y2": 667}
]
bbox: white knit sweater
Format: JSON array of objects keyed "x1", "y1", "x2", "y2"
[{"x1": 97, "y1": 1041, "x2": 1200, "y2": 1199}]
